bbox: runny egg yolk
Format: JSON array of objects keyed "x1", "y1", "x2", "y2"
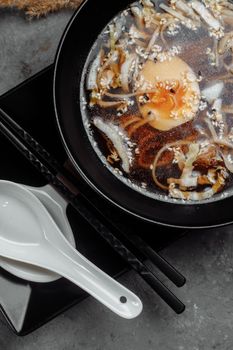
[
  {"x1": 137, "y1": 57, "x2": 201, "y2": 131},
  {"x1": 147, "y1": 81, "x2": 187, "y2": 115}
]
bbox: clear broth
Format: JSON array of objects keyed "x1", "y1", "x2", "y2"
[{"x1": 80, "y1": 0, "x2": 233, "y2": 204}]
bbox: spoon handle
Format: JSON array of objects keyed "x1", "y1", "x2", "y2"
[{"x1": 41, "y1": 243, "x2": 142, "y2": 319}]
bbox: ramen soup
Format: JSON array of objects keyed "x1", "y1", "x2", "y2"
[{"x1": 81, "y1": 0, "x2": 233, "y2": 203}]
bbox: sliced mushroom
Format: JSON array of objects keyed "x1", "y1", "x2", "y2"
[
  {"x1": 131, "y1": 6, "x2": 144, "y2": 29},
  {"x1": 93, "y1": 117, "x2": 133, "y2": 173}
]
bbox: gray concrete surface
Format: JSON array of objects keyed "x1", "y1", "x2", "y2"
[{"x1": 0, "y1": 6, "x2": 233, "y2": 350}]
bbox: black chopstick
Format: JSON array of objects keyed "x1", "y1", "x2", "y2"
[
  {"x1": 77, "y1": 196, "x2": 186, "y2": 288},
  {"x1": 122, "y1": 234, "x2": 186, "y2": 287},
  {"x1": 0, "y1": 108, "x2": 185, "y2": 314}
]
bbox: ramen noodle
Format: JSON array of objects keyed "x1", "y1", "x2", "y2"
[{"x1": 80, "y1": 0, "x2": 233, "y2": 203}]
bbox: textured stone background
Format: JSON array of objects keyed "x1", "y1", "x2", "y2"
[{"x1": 0, "y1": 7, "x2": 233, "y2": 350}]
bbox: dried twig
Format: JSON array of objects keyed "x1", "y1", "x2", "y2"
[{"x1": 0, "y1": 0, "x2": 84, "y2": 17}]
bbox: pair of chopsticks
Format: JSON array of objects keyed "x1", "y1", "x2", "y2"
[
  {"x1": 64, "y1": 160, "x2": 186, "y2": 288},
  {"x1": 0, "y1": 107, "x2": 185, "y2": 314}
]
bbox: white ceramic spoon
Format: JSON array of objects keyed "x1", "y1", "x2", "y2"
[
  {"x1": 0, "y1": 180, "x2": 142, "y2": 319},
  {"x1": 0, "y1": 184, "x2": 76, "y2": 283}
]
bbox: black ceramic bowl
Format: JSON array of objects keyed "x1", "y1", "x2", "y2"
[{"x1": 54, "y1": 0, "x2": 233, "y2": 229}]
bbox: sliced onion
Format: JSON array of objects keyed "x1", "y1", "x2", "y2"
[
  {"x1": 169, "y1": 144, "x2": 200, "y2": 187},
  {"x1": 97, "y1": 50, "x2": 119, "y2": 88},
  {"x1": 99, "y1": 70, "x2": 115, "y2": 89},
  {"x1": 205, "y1": 118, "x2": 218, "y2": 139},
  {"x1": 129, "y1": 24, "x2": 149, "y2": 40},
  {"x1": 104, "y1": 88, "x2": 159, "y2": 99},
  {"x1": 96, "y1": 100, "x2": 125, "y2": 108},
  {"x1": 218, "y1": 31, "x2": 233, "y2": 54},
  {"x1": 169, "y1": 186, "x2": 214, "y2": 200},
  {"x1": 93, "y1": 117, "x2": 132, "y2": 173},
  {"x1": 212, "y1": 98, "x2": 222, "y2": 113},
  {"x1": 178, "y1": 172, "x2": 198, "y2": 187},
  {"x1": 202, "y1": 82, "x2": 224, "y2": 103},
  {"x1": 133, "y1": 56, "x2": 142, "y2": 88},
  {"x1": 214, "y1": 138, "x2": 233, "y2": 150},
  {"x1": 131, "y1": 6, "x2": 144, "y2": 29},
  {"x1": 175, "y1": 0, "x2": 200, "y2": 22},
  {"x1": 191, "y1": 1, "x2": 221, "y2": 30},
  {"x1": 141, "y1": 0, "x2": 154, "y2": 8},
  {"x1": 146, "y1": 27, "x2": 160, "y2": 53},
  {"x1": 165, "y1": 143, "x2": 200, "y2": 194},
  {"x1": 114, "y1": 17, "x2": 126, "y2": 44},
  {"x1": 185, "y1": 143, "x2": 200, "y2": 167},
  {"x1": 87, "y1": 50, "x2": 104, "y2": 90},
  {"x1": 221, "y1": 152, "x2": 233, "y2": 173},
  {"x1": 160, "y1": 3, "x2": 194, "y2": 23},
  {"x1": 120, "y1": 54, "x2": 136, "y2": 92}
]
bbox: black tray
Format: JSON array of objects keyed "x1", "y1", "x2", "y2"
[{"x1": 0, "y1": 66, "x2": 186, "y2": 336}]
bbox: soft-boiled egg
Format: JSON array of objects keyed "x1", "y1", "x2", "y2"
[{"x1": 137, "y1": 57, "x2": 201, "y2": 131}]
